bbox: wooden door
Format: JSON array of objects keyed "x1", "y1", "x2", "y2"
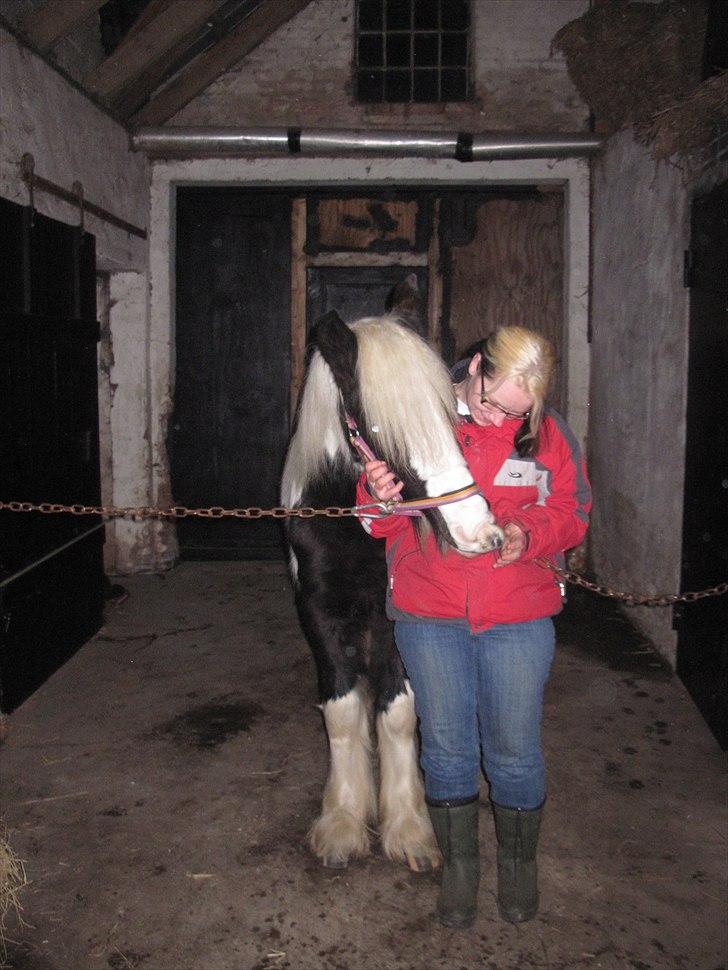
[
  {"x1": 307, "y1": 264, "x2": 429, "y2": 336},
  {"x1": 172, "y1": 189, "x2": 291, "y2": 560},
  {"x1": 676, "y1": 180, "x2": 728, "y2": 749},
  {"x1": 0, "y1": 197, "x2": 103, "y2": 712},
  {"x1": 440, "y1": 191, "x2": 565, "y2": 411}
]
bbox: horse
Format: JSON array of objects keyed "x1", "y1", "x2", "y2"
[{"x1": 281, "y1": 278, "x2": 504, "y2": 871}]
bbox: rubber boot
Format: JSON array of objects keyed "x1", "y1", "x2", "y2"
[
  {"x1": 426, "y1": 796, "x2": 480, "y2": 928},
  {"x1": 491, "y1": 801, "x2": 543, "y2": 923}
]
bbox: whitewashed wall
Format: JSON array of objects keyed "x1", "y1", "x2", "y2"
[
  {"x1": 172, "y1": 0, "x2": 589, "y2": 131},
  {"x1": 0, "y1": 24, "x2": 152, "y2": 573},
  {"x1": 590, "y1": 129, "x2": 727, "y2": 667},
  {"x1": 0, "y1": 25, "x2": 147, "y2": 270}
]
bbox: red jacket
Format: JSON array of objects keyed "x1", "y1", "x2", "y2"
[{"x1": 355, "y1": 411, "x2": 591, "y2": 631}]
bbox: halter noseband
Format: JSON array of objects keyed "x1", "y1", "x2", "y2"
[{"x1": 344, "y1": 413, "x2": 482, "y2": 518}]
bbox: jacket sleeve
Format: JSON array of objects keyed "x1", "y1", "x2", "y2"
[
  {"x1": 355, "y1": 474, "x2": 411, "y2": 540},
  {"x1": 489, "y1": 415, "x2": 591, "y2": 561}
]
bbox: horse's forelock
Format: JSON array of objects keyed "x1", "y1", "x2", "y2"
[{"x1": 353, "y1": 316, "x2": 459, "y2": 477}]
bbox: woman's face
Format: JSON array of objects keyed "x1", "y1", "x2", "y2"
[{"x1": 460, "y1": 353, "x2": 534, "y2": 428}]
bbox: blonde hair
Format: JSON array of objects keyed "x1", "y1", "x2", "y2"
[{"x1": 480, "y1": 326, "x2": 555, "y2": 452}]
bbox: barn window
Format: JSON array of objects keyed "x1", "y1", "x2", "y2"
[{"x1": 355, "y1": 0, "x2": 471, "y2": 104}]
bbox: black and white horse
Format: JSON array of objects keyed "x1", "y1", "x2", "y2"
[{"x1": 281, "y1": 279, "x2": 503, "y2": 871}]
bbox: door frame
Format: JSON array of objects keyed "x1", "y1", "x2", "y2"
[{"x1": 144, "y1": 156, "x2": 590, "y2": 570}]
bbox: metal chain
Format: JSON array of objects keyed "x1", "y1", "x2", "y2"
[
  {"x1": 0, "y1": 499, "x2": 358, "y2": 520},
  {"x1": 534, "y1": 559, "x2": 728, "y2": 608},
  {"x1": 2, "y1": 499, "x2": 726, "y2": 607}
]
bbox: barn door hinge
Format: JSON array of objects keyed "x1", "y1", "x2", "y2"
[{"x1": 683, "y1": 249, "x2": 694, "y2": 288}]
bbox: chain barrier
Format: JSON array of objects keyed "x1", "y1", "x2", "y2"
[{"x1": 2, "y1": 499, "x2": 727, "y2": 608}]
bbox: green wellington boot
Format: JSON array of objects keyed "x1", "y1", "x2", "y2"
[
  {"x1": 491, "y1": 801, "x2": 544, "y2": 923},
  {"x1": 426, "y1": 797, "x2": 480, "y2": 928}
]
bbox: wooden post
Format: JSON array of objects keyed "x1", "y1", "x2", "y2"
[
  {"x1": 290, "y1": 197, "x2": 307, "y2": 424},
  {"x1": 427, "y1": 198, "x2": 443, "y2": 351}
]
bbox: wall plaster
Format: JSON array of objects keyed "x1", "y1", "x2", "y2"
[
  {"x1": 143, "y1": 154, "x2": 591, "y2": 574},
  {"x1": 0, "y1": 25, "x2": 148, "y2": 272},
  {"x1": 1, "y1": 23, "x2": 153, "y2": 575},
  {"x1": 172, "y1": 0, "x2": 589, "y2": 133},
  {"x1": 590, "y1": 129, "x2": 727, "y2": 668}
]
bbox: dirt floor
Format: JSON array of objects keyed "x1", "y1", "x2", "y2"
[{"x1": 1, "y1": 561, "x2": 726, "y2": 970}]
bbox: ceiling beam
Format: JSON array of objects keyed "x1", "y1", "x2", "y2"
[
  {"x1": 131, "y1": 0, "x2": 312, "y2": 127},
  {"x1": 120, "y1": 0, "x2": 176, "y2": 44},
  {"x1": 21, "y1": 0, "x2": 106, "y2": 53},
  {"x1": 85, "y1": 0, "x2": 225, "y2": 101},
  {"x1": 111, "y1": 1, "x2": 252, "y2": 121}
]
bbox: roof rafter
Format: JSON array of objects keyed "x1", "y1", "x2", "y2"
[
  {"x1": 85, "y1": 0, "x2": 226, "y2": 101},
  {"x1": 111, "y1": 0, "x2": 254, "y2": 121},
  {"x1": 131, "y1": 0, "x2": 313, "y2": 127},
  {"x1": 21, "y1": 0, "x2": 106, "y2": 53}
]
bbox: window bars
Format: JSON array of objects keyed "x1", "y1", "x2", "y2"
[{"x1": 356, "y1": 0, "x2": 470, "y2": 104}]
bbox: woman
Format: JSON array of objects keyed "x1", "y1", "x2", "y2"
[{"x1": 356, "y1": 326, "x2": 591, "y2": 929}]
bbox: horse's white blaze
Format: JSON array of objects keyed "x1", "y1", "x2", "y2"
[
  {"x1": 355, "y1": 317, "x2": 501, "y2": 554},
  {"x1": 377, "y1": 683, "x2": 441, "y2": 869},
  {"x1": 424, "y1": 467, "x2": 504, "y2": 554},
  {"x1": 309, "y1": 685, "x2": 376, "y2": 865}
]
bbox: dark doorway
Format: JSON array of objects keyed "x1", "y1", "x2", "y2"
[
  {"x1": 676, "y1": 180, "x2": 728, "y2": 749},
  {"x1": 307, "y1": 264, "x2": 429, "y2": 338},
  {"x1": 172, "y1": 189, "x2": 292, "y2": 560},
  {"x1": 172, "y1": 186, "x2": 565, "y2": 562},
  {"x1": 0, "y1": 197, "x2": 104, "y2": 712}
]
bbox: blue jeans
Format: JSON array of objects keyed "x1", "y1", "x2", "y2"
[{"x1": 394, "y1": 618, "x2": 555, "y2": 810}]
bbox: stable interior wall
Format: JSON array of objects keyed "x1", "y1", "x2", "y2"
[
  {"x1": 171, "y1": 0, "x2": 589, "y2": 131},
  {"x1": 590, "y1": 128, "x2": 726, "y2": 667},
  {"x1": 0, "y1": 23, "x2": 152, "y2": 574}
]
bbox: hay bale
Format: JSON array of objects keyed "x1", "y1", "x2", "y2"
[
  {"x1": 554, "y1": 0, "x2": 710, "y2": 132},
  {"x1": 635, "y1": 70, "x2": 728, "y2": 160},
  {"x1": 0, "y1": 828, "x2": 28, "y2": 965}
]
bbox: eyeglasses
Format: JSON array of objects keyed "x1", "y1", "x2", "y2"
[{"x1": 480, "y1": 371, "x2": 531, "y2": 421}]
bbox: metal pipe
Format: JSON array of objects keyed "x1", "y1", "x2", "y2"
[{"x1": 132, "y1": 126, "x2": 601, "y2": 161}]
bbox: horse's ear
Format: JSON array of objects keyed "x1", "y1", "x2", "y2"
[
  {"x1": 385, "y1": 273, "x2": 422, "y2": 329},
  {"x1": 311, "y1": 310, "x2": 359, "y2": 402}
]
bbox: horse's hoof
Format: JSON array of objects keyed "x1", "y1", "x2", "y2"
[{"x1": 321, "y1": 855, "x2": 349, "y2": 870}]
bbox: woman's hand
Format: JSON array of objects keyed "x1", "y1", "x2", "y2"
[
  {"x1": 365, "y1": 460, "x2": 404, "y2": 503},
  {"x1": 493, "y1": 522, "x2": 529, "y2": 567}
]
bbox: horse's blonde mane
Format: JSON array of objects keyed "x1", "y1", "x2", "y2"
[
  {"x1": 353, "y1": 317, "x2": 458, "y2": 473},
  {"x1": 281, "y1": 348, "x2": 353, "y2": 503},
  {"x1": 282, "y1": 315, "x2": 458, "y2": 503}
]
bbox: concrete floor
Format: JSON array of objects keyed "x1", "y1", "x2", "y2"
[{"x1": 1, "y1": 561, "x2": 726, "y2": 970}]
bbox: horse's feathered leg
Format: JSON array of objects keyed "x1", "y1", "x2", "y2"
[
  {"x1": 370, "y1": 637, "x2": 442, "y2": 873},
  {"x1": 377, "y1": 684, "x2": 441, "y2": 872},
  {"x1": 311, "y1": 681, "x2": 377, "y2": 868}
]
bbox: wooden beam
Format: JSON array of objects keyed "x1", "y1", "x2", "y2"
[
  {"x1": 290, "y1": 197, "x2": 308, "y2": 424},
  {"x1": 427, "y1": 198, "x2": 443, "y2": 350},
  {"x1": 307, "y1": 252, "x2": 428, "y2": 268},
  {"x1": 121, "y1": 0, "x2": 176, "y2": 44},
  {"x1": 85, "y1": 0, "x2": 225, "y2": 101},
  {"x1": 111, "y1": 1, "x2": 244, "y2": 120},
  {"x1": 112, "y1": 30, "x2": 202, "y2": 119},
  {"x1": 131, "y1": 0, "x2": 313, "y2": 127},
  {"x1": 21, "y1": 0, "x2": 106, "y2": 53}
]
